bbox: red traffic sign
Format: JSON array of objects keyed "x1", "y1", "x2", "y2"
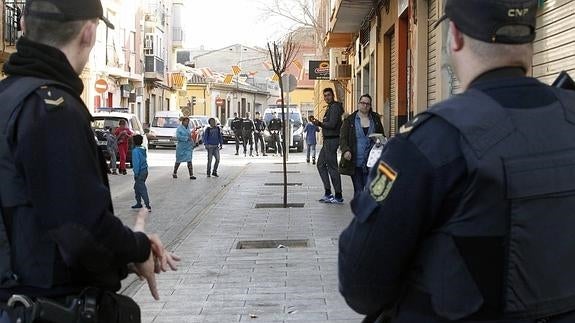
[
  {"x1": 95, "y1": 78, "x2": 108, "y2": 94},
  {"x1": 215, "y1": 98, "x2": 225, "y2": 106}
]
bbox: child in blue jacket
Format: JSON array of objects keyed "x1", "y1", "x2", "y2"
[{"x1": 131, "y1": 135, "x2": 151, "y2": 210}]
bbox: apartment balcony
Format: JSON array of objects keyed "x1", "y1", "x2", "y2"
[
  {"x1": 144, "y1": 55, "x2": 165, "y2": 81},
  {"x1": 325, "y1": 0, "x2": 373, "y2": 48}
]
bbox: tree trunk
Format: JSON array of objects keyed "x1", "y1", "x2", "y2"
[{"x1": 278, "y1": 78, "x2": 288, "y2": 208}]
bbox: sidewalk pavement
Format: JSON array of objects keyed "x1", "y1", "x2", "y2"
[{"x1": 129, "y1": 153, "x2": 363, "y2": 322}]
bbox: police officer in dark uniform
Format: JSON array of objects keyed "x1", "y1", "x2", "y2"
[
  {"x1": 267, "y1": 111, "x2": 283, "y2": 156},
  {"x1": 0, "y1": 1, "x2": 179, "y2": 322},
  {"x1": 230, "y1": 112, "x2": 243, "y2": 155},
  {"x1": 241, "y1": 112, "x2": 256, "y2": 157},
  {"x1": 339, "y1": 0, "x2": 575, "y2": 322},
  {"x1": 253, "y1": 111, "x2": 267, "y2": 156}
]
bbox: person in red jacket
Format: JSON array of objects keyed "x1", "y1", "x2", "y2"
[{"x1": 114, "y1": 119, "x2": 133, "y2": 175}]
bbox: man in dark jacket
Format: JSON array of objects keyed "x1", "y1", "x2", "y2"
[
  {"x1": 0, "y1": 1, "x2": 178, "y2": 321},
  {"x1": 241, "y1": 112, "x2": 256, "y2": 157},
  {"x1": 268, "y1": 112, "x2": 283, "y2": 156},
  {"x1": 230, "y1": 112, "x2": 243, "y2": 155},
  {"x1": 312, "y1": 88, "x2": 344, "y2": 204},
  {"x1": 253, "y1": 111, "x2": 267, "y2": 156},
  {"x1": 339, "y1": 0, "x2": 575, "y2": 322}
]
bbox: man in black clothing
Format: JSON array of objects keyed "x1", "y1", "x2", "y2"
[
  {"x1": 267, "y1": 112, "x2": 283, "y2": 156},
  {"x1": 312, "y1": 88, "x2": 344, "y2": 204},
  {"x1": 339, "y1": 1, "x2": 575, "y2": 322},
  {"x1": 0, "y1": 1, "x2": 178, "y2": 322},
  {"x1": 241, "y1": 112, "x2": 256, "y2": 157},
  {"x1": 253, "y1": 112, "x2": 267, "y2": 156},
  {"x1": 230, "y1": 112, "x2": 243, "y2": 155}
]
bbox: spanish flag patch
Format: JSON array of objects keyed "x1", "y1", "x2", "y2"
[{"x1": 369, "y1": 161, "x2": 398, "y2": 202}]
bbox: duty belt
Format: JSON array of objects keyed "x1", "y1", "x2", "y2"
[{"x1": 2, "y1": 288, "x2": 98, "y2": 323}]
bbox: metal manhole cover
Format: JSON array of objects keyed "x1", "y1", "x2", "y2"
[
  {"x1": 264, "y1": 183, "x2": 303, "y2": 186},
  {"x1": 254, "y1": 203, "x2": 305, "y2": 208},
  {"x1": 236, "y1": 239, "x2": 309, "y2": 249},
  {"x1": 269, "y1": 171, "x2": 301, "y2": 174}
]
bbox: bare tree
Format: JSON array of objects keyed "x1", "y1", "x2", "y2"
[
  {"x1": 258, "y1": 0, "x2": 326, "y2": 56},
  {"x1": 267, "y1": 37, "x2": 299, "y2": 207}
]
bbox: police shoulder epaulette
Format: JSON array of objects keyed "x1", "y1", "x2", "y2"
[
  {"x1": 36, "y1": 86, "x2": 66, "y2": 111},
  {"x1": 397, "y1": 113, "x2": 432, "y2": 137}
]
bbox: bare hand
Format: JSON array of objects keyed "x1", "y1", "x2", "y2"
[
  {"x1": 131, "y1": 251, "x2": 160, "y2": 300},
  {"x1": 148, "y1": 234, "x2": 180, "y2": 272},
  {"x1": 344, "y1": 151, "x2": 352, "y2": 161}
]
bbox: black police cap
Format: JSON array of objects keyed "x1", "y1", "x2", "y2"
[
  {"x1": 435, "y1": 0, "x2": 538, "y2": 44},
  {"x1": 24, "y1": 0, "x2": 114, "y2": 30}
]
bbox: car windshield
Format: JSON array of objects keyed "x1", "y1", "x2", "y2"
[
  {"x1": 92, "y1": 117, "x2": 128, "y2": 130},
  {"x1": 264, "y1": 111, "x2": 302, "y2": 127},
  {"x1": 152, "y1": 117, "x2": 180, "y2": 128}
]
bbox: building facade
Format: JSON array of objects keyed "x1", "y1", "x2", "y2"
[{"x1": 322, "y1": 0, "x2": 575, "y2": 137}]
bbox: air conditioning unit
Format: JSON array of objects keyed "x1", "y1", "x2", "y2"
[
  {"x1": 334, "y1": 64, "x2": 352, "y2": 80},
  {"x1": 329, "y1": 48, "x2": 351, "y2": 80}
]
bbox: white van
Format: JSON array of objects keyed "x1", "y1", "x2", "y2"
[{"x1": 147, "y1": 111, "x2": 182, "y2": 148}]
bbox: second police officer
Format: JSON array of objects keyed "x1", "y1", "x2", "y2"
[
  {"x1": 268, "y1": 111, "x2": 283, "y2": 156},
  {"x1": 339, "y1": 0, "x2": 575, "y2": 322},
  {"x1": 241, "y1": 112, "x2": 256, "y2": 157},
  {"x1": 253, "y1": 111, "x2": 267, "y2": 156},
  {"x1": 230, "y1": 112, "x2": 243, "y2": 155}
]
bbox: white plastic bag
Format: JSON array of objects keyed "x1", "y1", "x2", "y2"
[{"x1": 366, "y1": 134, "x2": 387, "y2": 168}]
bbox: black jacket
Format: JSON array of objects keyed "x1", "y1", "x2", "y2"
[
  {"x1": 0, "y1": 37, "x2": 150, "y2": 299},
  {"x1": 320, "y1": 101, "x2": 344, "y2": 138}
]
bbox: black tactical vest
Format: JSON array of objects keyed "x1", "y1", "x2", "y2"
[
  {"x1": 0, "y1": 77, "x2": 67, "y2": 288},
  {"x1": 410, "y1": 88, "x2": 575, "y2": 320}
]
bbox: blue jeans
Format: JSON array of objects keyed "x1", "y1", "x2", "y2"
[
  {"x1": 206, "y1": 145, "x2": 220, "y2": 173},
  {"x1": 134, "y1": 170, "x2": 150, "y2": 207},
  {"x1": 351, "y1": 166, "x2": 369, "y2": 199},
  {"x1": 306, "y1": 144, "x2": 316, "y2": 161}
]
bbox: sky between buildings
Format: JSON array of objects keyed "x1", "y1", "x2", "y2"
[{"x1": 182, "y1": 0, "x2": 296, "y2": 50}]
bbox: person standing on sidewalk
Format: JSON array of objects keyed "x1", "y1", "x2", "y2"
[
  {"x1": 313, "y1": 88, "x2": 344, "y2": 204},
  {"x1": 230, "y1": 112, "x2": 243, "y2": 155},
  {"x1": 339, "y1": 1, "x2": 575, "y2": 322},
  {"x1": 241, "y1": 112, "x2": 256, "y2": 157},
  {"x1": 0, "y1": 0, "x2": 179, "y2": 321},
  {"x1": 113, "y1": 119, "x2": 132, "y2": 175},
  {"x1": 268, "y1": 111, "x2": 283, "y2": 156},
  {"x1": 253, "y1": 111, "x2": 267, "y2": 156},
  {"x1": 303, "y1": 115, "x2": 319, "y2": 164},
  {"x1": 173, "y1": 117, "x2": 196, "y2": 179},
  {"x1": 104, "y1": 126, "x2": 118, "y2": 174},
  {"x1": 339, "y1": 94, "x2": 384, "y2": 199},
  {"x1": 203, "y1": 117, "x2": 223, "y2": 177},
  {"x1": 131, "y1": 135, "x2": 151, "y2": 211}
]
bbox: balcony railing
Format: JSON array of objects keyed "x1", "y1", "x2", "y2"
[{"x1": 4, "y1": 1, "x2": 25, "y2": 46}]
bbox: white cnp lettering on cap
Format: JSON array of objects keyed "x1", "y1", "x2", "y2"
[{"x1": 508, "y1": 8, "x2": 529, "y2": 17}]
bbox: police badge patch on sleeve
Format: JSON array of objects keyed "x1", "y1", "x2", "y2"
[{"x1": 369, "y1": 161, "x2": 398, "y2": 202}]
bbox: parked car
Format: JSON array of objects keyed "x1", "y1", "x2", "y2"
[
  {"x1": 91, "y1": 111, "x2": 148, "y2": 167},
  {"x1": 263, "y1": 107, "x2": 304, "y2": 152},
  {"x1": 222, "y1": 118, "x2": 235, "y2": 143},
  {"x1": 147, "y1": 110, "x2": 181, "y2": 149}
]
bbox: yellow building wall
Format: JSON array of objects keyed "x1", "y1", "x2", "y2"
[{"x1": 185, "y1": 85, "x2": 210, "y2": 116}]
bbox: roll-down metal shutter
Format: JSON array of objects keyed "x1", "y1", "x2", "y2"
[
  {"x1": 427, "y1": 0, "x2": 440, "y2": 107},
  {"x1": 532, "y1": 0, "x2": 575, "y2": 85},
  {"x1": 390, "y1": 32, "x2": 397, "y2": 136}
]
